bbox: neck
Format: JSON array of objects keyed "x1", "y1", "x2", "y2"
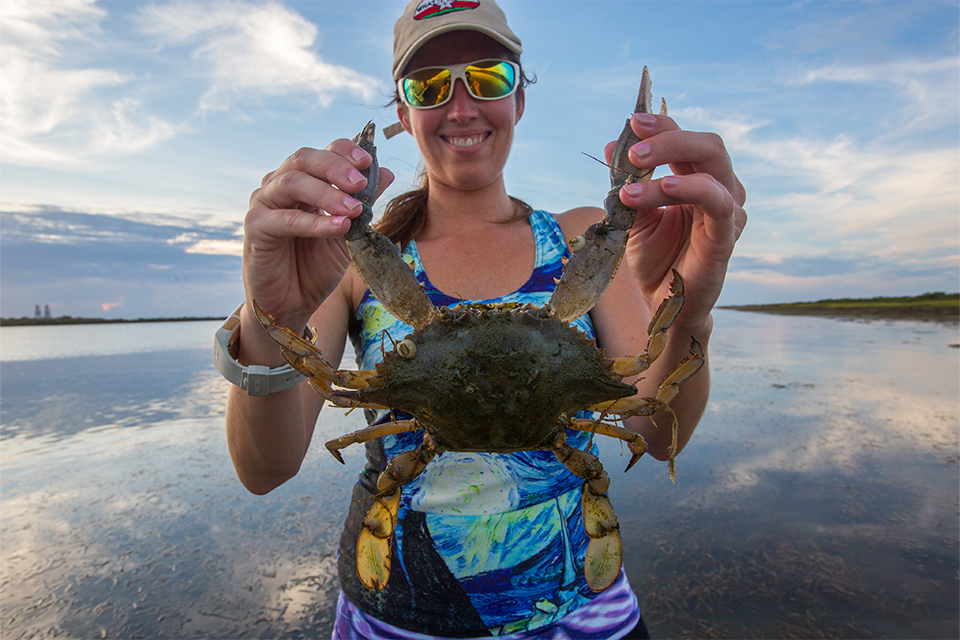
[{"x1": 420, "y1": 176, "x2": 521, "y2": 240}]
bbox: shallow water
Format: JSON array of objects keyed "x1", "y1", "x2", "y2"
[{"x1": 1, "y1": 311, "x2": 957, "y2": 639}]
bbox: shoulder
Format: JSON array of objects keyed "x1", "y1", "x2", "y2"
[{"x1": 553, "y1": 206, "x2": 605, "y2": 241}]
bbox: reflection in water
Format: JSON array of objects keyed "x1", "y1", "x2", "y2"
[
  {"x1": 2, "y1": 343, "x2": 368, "y2": 639},
  {"x1": 607, "y1": 311, "x2": 958, "y2": 638},
  {"x1": 1, "y1": 311, "x2": 957, "y2": 638}
]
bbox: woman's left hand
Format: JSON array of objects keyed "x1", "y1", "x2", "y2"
[{"x1": 604, "y1": 113, "x2": 747, "y2": 334}]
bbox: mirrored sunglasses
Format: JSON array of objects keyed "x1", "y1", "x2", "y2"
[{"x1": 398, "y1": 59, "x2": 519, "y2": 109}]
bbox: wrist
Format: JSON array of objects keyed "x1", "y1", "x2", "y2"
[
  {"x1": 671, "y1": 311, "x2": 712, "y2": 346},
  {"x1": 213, "y1": 302, "x2": 318, "y2": 396},
  {"x1": 238, "y1": 302, "x2": 296, "y2": 368}
]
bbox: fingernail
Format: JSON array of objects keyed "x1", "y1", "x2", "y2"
[
  {"x1": 347, "y1": 169, "x2": 365, "y2": 185},
  {"x1": 623, "y1": 183, "x2": 644, "y2": 197},
  {"x1": 342, "y1": 196, "x2": 361, "y2": 212},
  {"x1": 351, "y1": 148, "x2": 370, "y2": 163},
  {"x1": 662, "y1": 176, "x2": 680, "y2": 189},
  {"x1": 632, "y1": 142, "x2": 651, "y2": 158},
  {"x1": 634, "y1": 112, "x2": 657, "y2": 126}
]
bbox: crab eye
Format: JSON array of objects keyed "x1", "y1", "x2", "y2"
[
  {"x1": 397, "y1": 339, "x2": 417, "y2": 359},
  {"x1": 567, "y1": 236, "x2": 586, "y2": 253}
]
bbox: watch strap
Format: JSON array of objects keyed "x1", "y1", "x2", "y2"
[{"x1": 213, "y1": 303, "x2": 315, "y2": 396}]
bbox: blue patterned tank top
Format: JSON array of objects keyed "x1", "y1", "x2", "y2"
[{"x1": 339, "y1": 209, "x2": 639, "y2": 637}]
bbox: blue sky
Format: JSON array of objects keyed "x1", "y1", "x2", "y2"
[{"x1": 1, "y1": 0, "x2": 958, "y2": 319}]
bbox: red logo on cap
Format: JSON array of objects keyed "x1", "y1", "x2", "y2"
[{"x1": 414, "y1": 0, "x2": 481, "y2": 20}]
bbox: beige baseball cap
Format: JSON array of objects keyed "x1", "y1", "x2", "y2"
[{"x1": 392, "y1": 0, "x2": 523, "y2": 81}]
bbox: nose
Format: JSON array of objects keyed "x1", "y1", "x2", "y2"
[{"x1": 445, "y1": 78, "x2": 480, "y2": 120}]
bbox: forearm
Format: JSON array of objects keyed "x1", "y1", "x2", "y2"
[
  {"x1": 223, "y1": 304, "x2": 316, "y2": 494},
  {"x1": 225, "y1": 386, "x2": 313, "y2": 494}
]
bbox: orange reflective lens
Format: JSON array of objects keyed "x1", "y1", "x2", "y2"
[{"x1": 399, "y1": 59, "x2": 519, "y2": 109}]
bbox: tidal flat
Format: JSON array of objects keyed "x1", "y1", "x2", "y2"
[{"x1": 1, "y1": 311, "x2": 957, "y2": 638}]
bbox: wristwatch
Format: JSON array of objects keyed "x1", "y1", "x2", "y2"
[{"x1": 213, "y1": 303, "x2": 317, "y2": 396}]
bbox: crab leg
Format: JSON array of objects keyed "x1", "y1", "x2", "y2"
[
  {"x1": 568, "y1": 418, "x2": 649, "y2": 472},
  {"x1": 597, "y1": 336, "x2": 705, "y2": 415},
  {"x1": 252, "y1": 300, "x2": 377, "y2": 402},
  {"x1": 324, "y1": 418, "x2": 420, "y2": 464},
  {"x1": 550, "y1": 431, "x2": 621, "y2": 592},
  {"x1": 357, "y1": 433, "x2": 440, "y2": 590},
  {"x1": 589, "y1": 337, "x2": 703, "y2": 482},
  {"x1": 549, "y1": 67, "x2": 667, "y2": 324},
  {"x1": 609, "y1": 270, "x2": 686, "y2": 378},
  {"x1": 344, "y1": 123, "x2": 437, "y2": 330}
]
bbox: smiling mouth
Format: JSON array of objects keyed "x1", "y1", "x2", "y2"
[{"x1": 442, "y1": 133, "x2": 489, "y2": 148}]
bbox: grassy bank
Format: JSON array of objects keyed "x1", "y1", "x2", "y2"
[{"x1": 723, "y1": 292, "x2": 959, "y2": 323}]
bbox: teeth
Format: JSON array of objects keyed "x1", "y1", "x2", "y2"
[{"x1": 448, "y1": 136, "x2": 483, "y2": 147}]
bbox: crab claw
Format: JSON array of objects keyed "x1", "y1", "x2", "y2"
[
  {"x1": 343, "y1": 121, "x2": 378, "y2": 242},
  {"x1": 581, "y1": 483, "x2": 622, "y2": 592},
  {"x1": 357, "y1": 487, "x2": 401, "y2": 591},
  {"x1": 354, "y1": 434, "x2": 438, "y2": 591},
  {"x1": 548, "y1": 68, "x2": 664, "y2": 324}
]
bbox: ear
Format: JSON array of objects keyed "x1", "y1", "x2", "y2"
[
  {"x1": 397, "y1": 103, "x2": 412, "y2": 134},
  {"x1": 514, "y1": 87, "x2": 525, "y2": 123}
]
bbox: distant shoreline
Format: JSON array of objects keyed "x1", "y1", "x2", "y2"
[
  {"x1": 6, "y1": 293, "x2": 959, "y2": 326},
  {"x1": 723, "y1": 293, "x2": 959, "y2": 324},
  {"x1": 1, "y1": 316, "x2": 222, "y2": 327}
]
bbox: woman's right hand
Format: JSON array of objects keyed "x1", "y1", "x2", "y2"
[{"x1": 241, "y1": 137, "x2": 395, "y2": 333}]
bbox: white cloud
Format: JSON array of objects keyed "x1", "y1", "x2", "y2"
[
  {"x1": 136, "y1": 1, "x2": 377, "y2": 113},
  {"x1": 184, "y1": 239, "x2": 244, "y2": 257},
  {"x1": 0, "y1": 0, "x2": 378, "y2": 167},
  {"x1": 792, "y1": 58, "x2": 959, "y2": 132},
  {"x1": 675, "y1": 57, "x2": 960, "y2": 284},
  {"x1": 0, "y1": 0, "x2": 181, "y2": 166}
]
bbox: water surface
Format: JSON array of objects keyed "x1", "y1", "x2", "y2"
[{"x1": 1, "y1": 311, "x2": 957, "y2": 638}]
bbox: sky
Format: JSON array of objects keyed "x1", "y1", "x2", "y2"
[{"x1": 1, "y1": 0, "x2": 958, "y2": 319}]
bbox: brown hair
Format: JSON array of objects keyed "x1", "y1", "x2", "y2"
[{"x1": 374, "y1": 57, "x2": 536, "y2": 247}]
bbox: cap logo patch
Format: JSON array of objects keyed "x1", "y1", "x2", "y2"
[{"x1": 414, "y1": 0, "x2": 481, "y2": 20}]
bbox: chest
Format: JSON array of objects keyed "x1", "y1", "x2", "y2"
[{"x1": 415, "y1": 228, "x2": 536, "y2": 301}]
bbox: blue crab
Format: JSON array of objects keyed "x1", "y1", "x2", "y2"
[{"x1": 254, "y1": 68, "x2": 704, "y2": 592}]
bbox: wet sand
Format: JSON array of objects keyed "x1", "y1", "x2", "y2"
[{"x1": 1, "y1": 312, "x2": 958, "y2": 638}]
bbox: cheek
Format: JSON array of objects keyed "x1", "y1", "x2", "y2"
[
  {"x1": 407, "y1": 110, "x2": 441, "y2": 140},
  {"x1": 486, "y1": 100, "x2": 519, "y2": 132}
]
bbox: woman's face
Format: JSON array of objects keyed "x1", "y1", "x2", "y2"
[{"x1": 398, "y1": 31, "x2": 524, "y2": 194}]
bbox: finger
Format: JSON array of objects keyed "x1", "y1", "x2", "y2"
[
  {"x1": 271, "y1": 142, "x2": 372, "y2": 193},
  {"x1": 626, "y1": 121, "x2": 743, "y2": 207},
  {"x1": 603, "y1": 112, "x2": 677, "y2": 166},
  {"x1": 622, "y1": 174, "x2": 740, "y2": 246},
  {"x1": 376, "y1": 167, "x2": 396, "y2": 200},
  {"x1": 252, "y1": 169, "x2": 366, "y2": 218},
  {"x1": 245, "y1": 205, "x2": 353, "y2": 241},
  {"x1": 603, "y1": 139, "x2": 616, "y2": 165}
]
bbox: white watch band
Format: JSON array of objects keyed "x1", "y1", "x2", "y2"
[{"x1": 213, "y1": 303, "x2": 314, "y2": 396}]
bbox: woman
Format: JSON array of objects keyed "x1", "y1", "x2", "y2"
[{"x1": 221, "y1": 1, "x2": 746, "y2": 637}]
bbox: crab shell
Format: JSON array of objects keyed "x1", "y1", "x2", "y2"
[{"x1": 342, "y1": 304, "x2": 636, "y2": 451}]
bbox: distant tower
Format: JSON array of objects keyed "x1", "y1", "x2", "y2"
[
  {"x1": 44, "y1": 305, "x2": 51, "y2": 318},
  {"x1": 34, "y1": 304, "x2": 41, "y2": 318}
]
